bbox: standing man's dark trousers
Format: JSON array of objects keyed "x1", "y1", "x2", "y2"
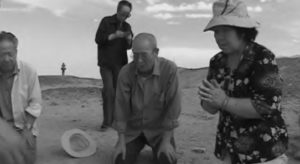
[
  {"x1": 100, "y1": 64, "x2": 123, "y2": 128},
  {"x1": 115, "y1": 133, "x2": 177, "y2": 164}
]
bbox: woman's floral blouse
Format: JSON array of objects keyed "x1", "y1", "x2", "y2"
[{"x1": 206, "y1": 42, "x2": 288, "y2": 164}]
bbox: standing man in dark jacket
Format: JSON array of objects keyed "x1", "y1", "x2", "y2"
[{"x1": 95, "y1": 0, "x2": 133, "y2": 131}]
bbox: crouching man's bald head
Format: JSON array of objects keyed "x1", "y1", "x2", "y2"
[
  {"x1": 132, "y1": 33, "x2": 159, "y2": 76},
  {"x1": 133, "y1": 33, "x2": 157, "y2": 50}
]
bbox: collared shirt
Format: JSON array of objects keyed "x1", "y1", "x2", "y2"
[
  {"x1": 0, "y1": 66, "x2": 19, "y2": 125},
  {"x1": 206, "y1": 42, "x2": 288, "y2": 163},
  {"x1": 95, "y1": 14, "x2": 133, "y2": 68},
  {"x1": 113, "y1": 57, "x2": 181, "y2": 145},
  {"x1": 0, "y1": 60, "x2": 42, "y2": 136}
]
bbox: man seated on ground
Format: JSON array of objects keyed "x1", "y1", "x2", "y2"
[
  {"x1": 0, "y1": 31, "x2": 42, "y2": 164},
  {"x1": 112, "y1": 33, "x2": 181, "y2": 164}
]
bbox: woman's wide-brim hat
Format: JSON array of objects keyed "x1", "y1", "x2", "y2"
[
  {"x1": 61, "y1": 129, "x2": 97, "y2": 158},
  {"x1": 204, "y1": 0, "x2": 260, "y2": 32}
]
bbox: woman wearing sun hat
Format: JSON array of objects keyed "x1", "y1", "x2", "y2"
[{"x1": 198, "y1": 0, "x2": 288, "y2": 163}]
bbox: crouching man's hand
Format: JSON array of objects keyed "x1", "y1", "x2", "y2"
[
  {"x1": 21, "y1": 128, "x2": 35, "y2": 149},
  {"x1": 157, "y1": 130, "x2": 176, "y2": 163},
  {"x1": 112, "y1": 133, "x2": 126, "y2": 164},
  {"x1": 157, "y1": 141, "x2": 176, "y2": 163},
  {"x1": 0, "y1": 119, "x2": 34, "y2": 164}
]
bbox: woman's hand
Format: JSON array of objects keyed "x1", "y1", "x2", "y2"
[{"x1": 198, "y1": 79, "x2": 227, "y2": 108}]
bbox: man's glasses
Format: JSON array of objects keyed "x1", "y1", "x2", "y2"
[
  {"x1": 118, "y1": 11, "x2": 131, "y2": 18},
  {"x1": 131, "y1": 49, "x2": 157, "y2": 60}
]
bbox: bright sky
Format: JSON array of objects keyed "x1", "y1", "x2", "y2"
[{"x1": 0, "y1": 0, "x2": 299, "y2": 78}]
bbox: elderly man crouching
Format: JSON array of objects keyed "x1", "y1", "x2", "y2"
[{"x1": 112, "y1": 33, "x2": 181, "y2": 164}]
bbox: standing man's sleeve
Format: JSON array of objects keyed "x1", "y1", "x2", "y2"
[
  {"x1": 112, "y1": 68, "x2": 131, "y2": 133},
  {"x1": 25, "y1": 69, "x2": 42, "y2": 118},
  {"x1": 126, "y1": 24, "x2": 133, "y2": 49},
  {"x1": 162, "y1": 65, "x2": 181, "y2": 130},
  {"x1": 95, "y1": 18, "x2": 110, "y2": 46}
]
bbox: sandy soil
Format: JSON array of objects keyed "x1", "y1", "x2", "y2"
[{"x1": 35, "y1": 74, "x2": 300, "y2": 164}]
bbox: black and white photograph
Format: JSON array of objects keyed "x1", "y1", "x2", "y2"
[{"x1": 0, "y1": 0, "x2": 299, "y2": 163}]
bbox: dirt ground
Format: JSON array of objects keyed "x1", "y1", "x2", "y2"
[{"x1": 34, "y1": 75, "x2": 300, "y2": 164}]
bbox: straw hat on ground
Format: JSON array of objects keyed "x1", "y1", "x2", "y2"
[{"x1": 61, "y1": 129, "x2": 97, "y2": 158}]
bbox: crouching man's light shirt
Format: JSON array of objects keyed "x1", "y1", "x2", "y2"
[{"x1": 11, "y1": 60, "x2": 42, "y2": 136}]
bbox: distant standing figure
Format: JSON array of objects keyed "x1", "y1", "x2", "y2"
[
  {"x1": 95, "y1": 0, "x2": 133, "y2": 131},
  {"x1": 0, "y1": 31, "x2": 42, "y2": 164},
  {"x1": 61, "y1": 62, "x2": 66, "y2": 76},
  {"x1": 198, "y1": 0, "x2": 288, "y2": 164}
]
